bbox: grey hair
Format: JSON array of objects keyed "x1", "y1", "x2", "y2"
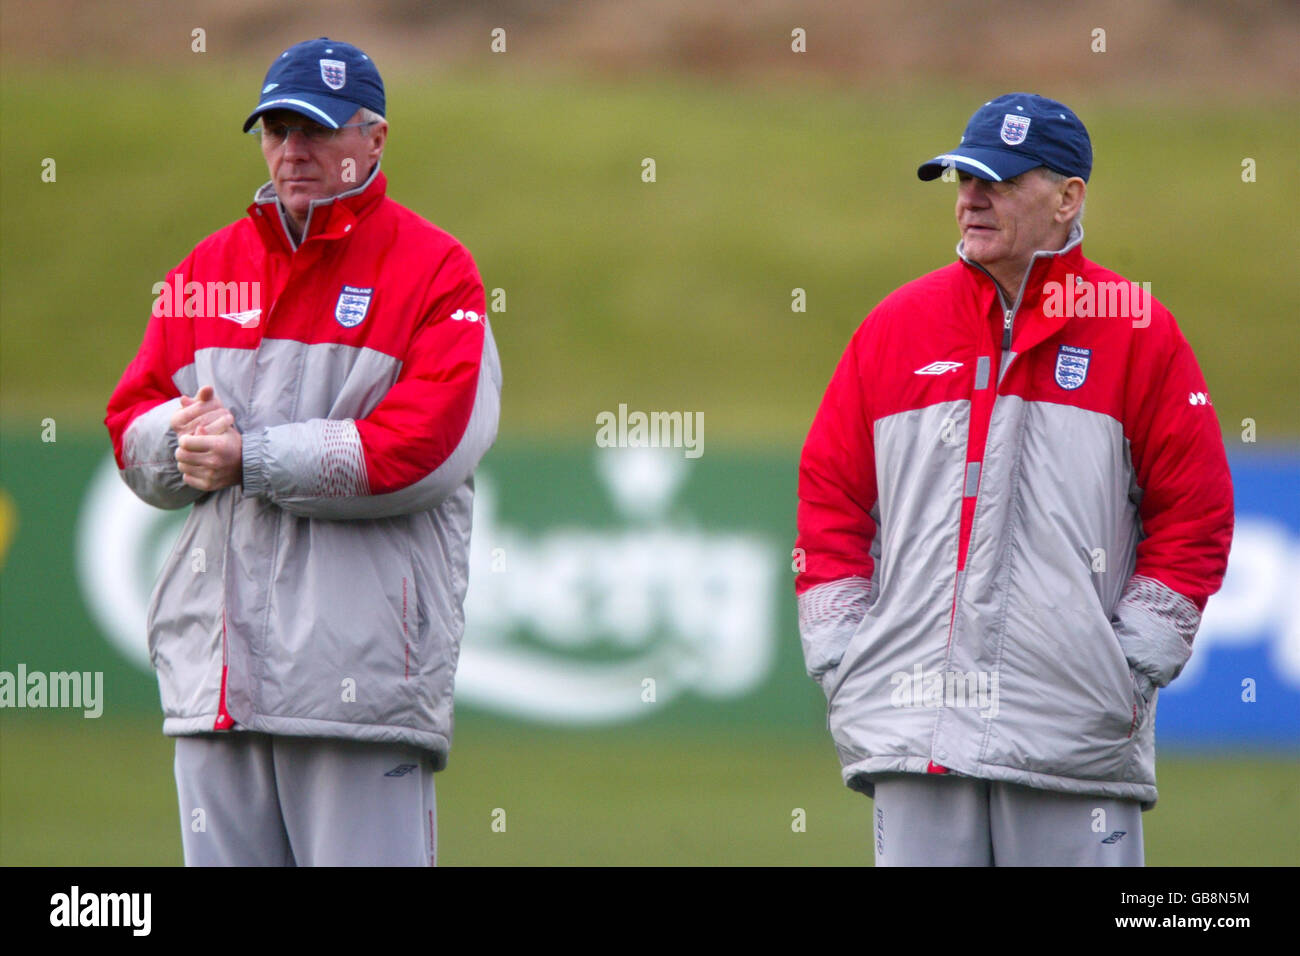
[
  {"x1": 358, "y1": 107, "x2": 386, "y2": 125},
  {"x1": 1037, "y1": 166, "x2": 1085, "y2": 228}
]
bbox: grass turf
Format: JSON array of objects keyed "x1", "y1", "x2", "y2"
[{"x1": 2, "y1": 714, "x2": 1296, "y2": 866}]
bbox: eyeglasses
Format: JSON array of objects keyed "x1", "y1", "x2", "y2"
[{"x1": 249, "y1": 120, "x2": 378, "y2": 145}]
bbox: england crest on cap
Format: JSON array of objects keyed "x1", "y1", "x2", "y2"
[
  {"x1": 320, "y1": 58, "x2": 346, "y2": 90},
  {"x1": 1000, "y1": 113, "x2": 1031, "y2": 145}
]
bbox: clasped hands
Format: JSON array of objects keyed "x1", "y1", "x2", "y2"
[{"x1": 171, "y1": 385, "x2": 243, "y2": 491}]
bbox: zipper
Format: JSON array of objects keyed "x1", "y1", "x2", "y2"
[
  {"x1": 212, "y1": 488, "x2": 238, "y2": 730},
  {"x1": 933, "y1": 227, "x2": 1087, "y2": 767},
  {"x1": 213, "y1": 606, "x2": 234, "y2": 730},
  {"x1": 213, "y1": 168, "x2": 383, "y2": 734},
  {"x1": 962, "y1": 220, "x2": 1085, "y2": 360},
  {"x1": 1000, "y1": 263, "x2": 1036, "y2": 352},
  {"x1": 997, "y1": 267, "x2": 1034, "y2": 353}
]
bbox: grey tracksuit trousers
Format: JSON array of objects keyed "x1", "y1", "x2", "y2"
[
  {"x1": 872, "y1": 773, "x2": 1144, "y2": 866},
  {"x1": 174, "y1": 732, "x2": 437, "y2": 867}
]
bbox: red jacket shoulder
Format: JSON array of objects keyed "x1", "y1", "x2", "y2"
[
  {"x1": 374, "y1": 199, "x2": 480, "y2": 269},
  {"x1": 1073, "y1": 254, "x2": 1181, "y2": 342},
  {"x1": 846, "y1": 260, "x2": 966, "y2": 353},
  {"x1": 875, "y1": 260, "x2": 966, "y2": 316}
]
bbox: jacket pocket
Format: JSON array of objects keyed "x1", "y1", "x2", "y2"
[
  {"x1": 399, "y1": 569, "x2": 416, "y2": 681},
  {"x1": 1128, "y1": 667, "x2": 1155, "y2": 736},
  {"x1": 1090, "y1": 603, "x2": 1146, "y2": 738},
  {"x1": 373, "y1": 537, "x2": 420, "y2": 695},
  {"x1": 820, "y1": 615, "x2": 867, "y2": 716},
  {"x1": 994, "y1": 599, "x2": 1138, "y2": 777},
  {"x1": 262, "y1": 516, "x2": 420, "y2": 724}
]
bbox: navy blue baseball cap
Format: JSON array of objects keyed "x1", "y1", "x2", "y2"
[
  {"x1": 242, "y1": 38, "x2": 385, "y2": 132},
  {"x1": 917, "y1": 93, "x2": 1092, "y2": 183}
]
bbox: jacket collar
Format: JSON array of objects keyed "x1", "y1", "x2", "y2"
[
  {"x1": 957, "y1": 220, "x2": 1085, "y2": 315},
  {"x1": 248, "y1": 162, "x2": 387, "y2": 253},
  {"x1": 957, "y1": 222, "x2": 1087, "y2": 356}
]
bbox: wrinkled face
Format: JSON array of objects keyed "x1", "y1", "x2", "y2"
[
  {"x1": 257, "y1": 108, "x2": 386, "y2": 225},
  {"x1": 955, "y1": 169, "x2": 1069, "y2": 275}
]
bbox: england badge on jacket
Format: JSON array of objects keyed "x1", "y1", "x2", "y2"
[
  {"x1": 1054, "y1": 344, "x2": 1091, "y2": 390},
  {"x1": 335, "y1": 285, "x2": 373, "y2": 328}
]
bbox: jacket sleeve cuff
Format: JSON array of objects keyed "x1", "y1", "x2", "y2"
[
  {"x1": 118, "y1": 397, "x2": 204, "y2": 510},
  {"x1": 241, "y1": 428, "x2": 271, "y2": 498},
  {"x1": 797, "y1": 577, "x2": 875, "y2": 685},
  {"x1": 1110, "y1": 574, "x2": 1200, "y2": 687}
]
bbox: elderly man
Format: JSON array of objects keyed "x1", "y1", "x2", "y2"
[
  {"x1": 795, "y1": 93, "x2": 1232, "y2": 866},
  {"x1": 105, "y1": 38, "x2": 501, "y2": 866}
]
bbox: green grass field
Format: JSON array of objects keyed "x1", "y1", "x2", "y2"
[{"x1": 2, "y1": 714, "x2": 1296, "y2": 866}]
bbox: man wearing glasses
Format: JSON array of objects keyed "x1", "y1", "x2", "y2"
[{"x1": 105, "y1": 38, "x2": 501, "y2": 866}]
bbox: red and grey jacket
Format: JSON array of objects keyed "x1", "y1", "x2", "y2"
[
  {"x1": 104, "y1": 165, "x2": 501, "y2": 768},
  {"x1": 795, "y1": 225, "x2": 1233, "y2": 808}
]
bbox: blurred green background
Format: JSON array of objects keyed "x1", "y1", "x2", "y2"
[
  {"x1": 2, "y1": 1, "x2": 1298, "y2": 865},
  {"x1": 4, "y1": 70, "x2": 1297, "y2": 442}
]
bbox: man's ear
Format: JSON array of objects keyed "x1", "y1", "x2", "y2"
[
  {"x1": 1056, "y1": 178, "x2": 1086, "y2": 224},
  {"x1": 368, "y1": 122, "x2": 388, "y2": 163}
]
